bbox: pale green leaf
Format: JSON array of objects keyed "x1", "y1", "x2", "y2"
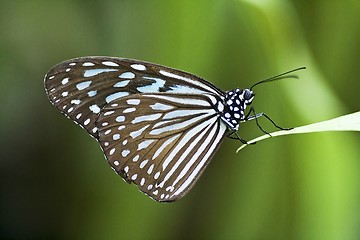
[{"x1": 237, "y1": 111, "x2": 360, "y2": 152}]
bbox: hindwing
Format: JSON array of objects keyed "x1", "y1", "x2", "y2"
[{"x1": 97, "y1": 93, "x2": 227, "y2": 202}]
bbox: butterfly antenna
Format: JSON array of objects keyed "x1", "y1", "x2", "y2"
[{"x1": 250, "y1": 67, "x2": 306, "y2": 90}]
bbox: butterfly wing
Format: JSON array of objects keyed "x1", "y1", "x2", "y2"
[
  {"x1": 97, "y1": 93, "x2": 227, "y2": 202},
  {"x1": 44, "y1": 56, "x2": 225, "y2": 137}
]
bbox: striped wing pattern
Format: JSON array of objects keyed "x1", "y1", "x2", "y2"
[
  {"x1": 44, "y1": 56, "x2": 224, "y2": 138},
  {"x1": 97, "y1": 93, "x2": 227, "y2": 202},
  {"x1": 44, "y1": 56, "x2": 231, "y2": 202}
]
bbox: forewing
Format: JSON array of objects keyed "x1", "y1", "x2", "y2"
[
  {"x1": 44, "y1": 56, "x2": 225, "y2": 137},
  {"x1": 97, "y1": 93, "x2": 227, "y2": 202}
]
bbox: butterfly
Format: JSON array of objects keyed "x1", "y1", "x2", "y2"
[{"x1": 44, "y1": 56, "x2": 302, "y2": 202}]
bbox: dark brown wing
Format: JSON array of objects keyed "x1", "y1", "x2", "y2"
[
  {"x1": 97, "y1": 93, "x2": 227, "y2": 202},
  {"x1": 44, "y1": 56, "x2": 225, "y2": 138}
]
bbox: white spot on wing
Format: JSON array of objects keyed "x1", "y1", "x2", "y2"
[
  {"x1": 116, "y1": 116, "x2": 125, "y2": 122},
  {"x1": 82, "y1": 62, "x2": 95, "y2": 67},
  {"x1": 61, "y1": 78, "x2": 69, "y2": 85},
  {"x1": 105, "y1": 92, "x2": 129, "y2": 103},
  {"x1": 130, "y1": 64, "x2": 146, "y2": 71},
  {"x1": 104, "y1": 111, "x2": 114, "y2": 116},
  {"x1": 88, "y1": 90, "x2": 97, "y2": 97},
  {"x1": 84, "y1": 118, "x2": 90, "y2": 125},
  {"x1": 138, "y1": 140, "x2": 155, "y2": 150},
  {"x1": 113, "y1": 80, "x2": 130, "y2": 88},
  {"x1": 130, "y1": 125, "x2": 149, "y2": 139},
  {"x1": 217, "y1": 102, "x2": 224, "y2": 112},
  {"x1": 71, "y1": 99, "x2": 81, "y2": 105},
  {"x1": 113, "y1": 134, "x2": 120, "y2": 140},
  {"x1": 147, "y1": 164, "x2": 154, "y2": 174},
  {"x1": 119, "y1": 72, "x2": 135, "y2": 79},
  {"x1": 123, "y1": 107, "x2": 136, "y2": 113},
  {"x1": 76, "y1": 81, "x2": 92, "y2": 90},
  {"x1": 122, "y1": 150, "x2": 130, "y2": 157},
  {"x1": 132, "y1": 113, "x2": 162, "y2": 124},
  {"x1": 132, "y1": 155, "x2": 140, "y2": 162},
  {"x1": 150, "y1": 103, "x2": 174, "y2": 111},
  {"x1": 126, "y1": 99, "x2": 140, "y2": 105},
  {"x1": 166, "y1": 186, "x2": 174, "y2": 192},
  {"x1": 140, "y1": 159, "x2": 148, "y2": 169},
  {"x1": 159, "y1": 70, "x2": 187, "y2": 80},
  {"x1": 109, "y1": 148, "x2": 116, "y2": 155},
  {"x1": 89, "y1": 104, "x2": 100, "y2": 114},
  {"x1": 206, "y1": 94, "x2": 218, "y2": 105},
  {"x1": 102, "y1": 61, "x2": 119, "y2": 67},
  {"x1": 84, "y1": 68, "x2": 117, "y2": 77}
]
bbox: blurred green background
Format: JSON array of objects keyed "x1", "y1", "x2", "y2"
[{"x1": 1, "y1": 0, "x2": 360, "y2": 239}]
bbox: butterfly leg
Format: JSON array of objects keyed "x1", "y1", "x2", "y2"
[
  {"x1": 227, "y1": 131, "x2": 257, "y2": 145},
  {"x1": 245, "y1": 107, "x2": 293, "y2": 136}
]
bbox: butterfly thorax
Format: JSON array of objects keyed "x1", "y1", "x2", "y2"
[{"x1": 221, "y1": 88, "x2": 255, "y2": 131}]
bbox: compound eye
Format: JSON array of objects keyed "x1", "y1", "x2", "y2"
[{"x1": 244, "y1": 89, "x2": 254, "y2": 100}]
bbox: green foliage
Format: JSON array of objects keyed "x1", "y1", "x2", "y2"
[{"x1": 1, "y1": 0, "x2": 360, "y2": 239}]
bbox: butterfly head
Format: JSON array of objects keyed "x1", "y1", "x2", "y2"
[
  {"x1": 222, "y1": 88, "x2": 255, "y2": 130},
  {"x1": 242, "y1": 88, "x2": 255, "y2": 105}
]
